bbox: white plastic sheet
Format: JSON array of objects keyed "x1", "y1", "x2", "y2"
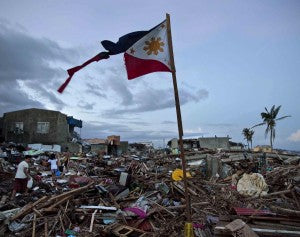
[{"x1": 237, "y1": 173, "x2": 268, "y2": 197}]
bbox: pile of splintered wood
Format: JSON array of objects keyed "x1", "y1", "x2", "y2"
[{"x1": 9, "y1": 183, "x2": 94, "y2": 237}]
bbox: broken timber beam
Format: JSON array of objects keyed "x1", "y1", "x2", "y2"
[
  {"x1": 48, "y1": 182, "x2": 94, "y2": 202},
  {"x1": 44, "y1": 195, "x2": 71, "y2": 212},
  {"x1": 32, "y1": 214, "x2": 36, "y2": 237},
  {"x1": 11, "y1": 196, "x2": 48, "y2": 221}
]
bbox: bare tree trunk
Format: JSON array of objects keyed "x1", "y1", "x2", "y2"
[
  {"x1": 270, "y1": 130, "x2": 273, "y2": 149},
  {"x1": 250, "y1": 140, "x2": 253, "y2": 149}
]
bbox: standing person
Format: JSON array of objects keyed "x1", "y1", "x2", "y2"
[
  {"x1": 64, "y1": 147, "x2": 70, "y2": 172},
  {"x1": 57, "y1": 153, "x2": 64, "y2": 173},
  {"x1": 11, "y1": 156, "x2": 31, "y2": 199},
  {"x1": 48, "y1": 154, "x2": 58, "y2": 180}
]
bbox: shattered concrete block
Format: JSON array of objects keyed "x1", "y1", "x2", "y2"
[{"x1": 119, "y1": 172, "x2": 129, "y2": 186}]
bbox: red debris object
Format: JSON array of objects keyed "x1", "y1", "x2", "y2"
[{"x1": 233, "y1": 207, "x2": 274, "y2": 216}]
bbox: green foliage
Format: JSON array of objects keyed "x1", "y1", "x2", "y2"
[
  {"x1": 252, "y1": 105, "x2": 290, "y2": 148},
  {"x1": 242, "y1": 128, "x2": 254, "y2": 149}
]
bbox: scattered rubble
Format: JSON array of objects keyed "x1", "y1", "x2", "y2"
[{"x1": 0, "y1": 142, "x2": 299, "y2": 236}]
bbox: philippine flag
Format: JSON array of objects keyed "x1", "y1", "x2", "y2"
[{"x1": 101, "y1": 20, "x2": 172, "y2": 80}]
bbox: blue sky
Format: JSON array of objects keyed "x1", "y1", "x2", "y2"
[{"x1": 0, "y1": 0, "x2": 299, "y2": 149}]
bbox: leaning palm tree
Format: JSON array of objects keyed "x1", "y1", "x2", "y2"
[
  {"x1": 242, "y1": 128, "x2": 254, "y2": 150},
  {"x1": 252, "y1": 105, "x2": 290, "y2": 149}
]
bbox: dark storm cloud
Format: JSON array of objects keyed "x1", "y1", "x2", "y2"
[
  {"x1": 97, "y1": 65, "x2": 134, "y2": 106},
  {"x1": 24, "y1": 80, "x2": 66, "y2": 110},
  {"x1": 0, "y1": 20, "x2": 76, "y2": 115},
  {"x1": 77, "y1": 101, "x2": 95, "y2": 110},
  {"x1": 103, "y1": 87, "x2": 209, "y2": 116},
  {"x1": 0, "y1": 84, "x2": 44, "y2": 113},
  {"x1": 85, "y1": 82, "x2": 107, "y2": 98},
  {"x1": 180, "y1": 89, "x2": 209, "y2": 104},
  {"x1": 91, "y1": 60, "x2": 209, "y2": 118},
  {"x1": 107, "y1": 73, "x2": 133, "y2": 106}
]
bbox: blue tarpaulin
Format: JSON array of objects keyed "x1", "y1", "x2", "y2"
[{"x1": 67, "y1": 116, "x2": 82, "y2": 128}]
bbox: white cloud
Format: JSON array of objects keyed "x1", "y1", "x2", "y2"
[{"x1": 288, "y1": 129, "x2": 300, "y2": 142}]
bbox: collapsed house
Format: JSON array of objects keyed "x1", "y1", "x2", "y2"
[
  {"x1": 83, "y1": 136, "x2": 128, "y2": 156},
  {"x1": 168, "y1": 136, "x2": 244, "y2": 152}
]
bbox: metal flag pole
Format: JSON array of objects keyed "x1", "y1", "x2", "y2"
[{"x1": 166, "y1": 13, "x2": 194, "y2": 236}]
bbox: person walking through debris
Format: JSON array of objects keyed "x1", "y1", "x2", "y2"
[
  {"x1": 48, "y1": 153, "x2": 58, "y2": 180},
  {"x1": 63, "y1": 147, "x2": 70, "y2": 172},
  {"x1": 11, "y1": 156, "x2": 31, "y2": 199}
]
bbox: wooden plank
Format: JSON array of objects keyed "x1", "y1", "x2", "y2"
[
  {"x1": 59, "y1": 215, "x2": 65, "y2": 232},
  {"x1": 44, "y1": 218, "x2": 48, "y2": 237},
  {"x1": 79, "y1": 205, "x2": 117, "y2": 211},
  {"x1": 112, "y1": 224, "x2": 146, "y2": 236},
  {"x1": 48, "y1": 182, "x2": 93, "y2": 202},
  {"x1": 32, "y1": 214, "x2": 36, "y2": 237},
  {"x1": 187, "y1": 181, "x2": 206, "y2": 195},
  {"x1": 109, "y1": 192, "x2": 120, "y2": 209},
  {"x1": 89, "y1": 210, "x2": 98, "y2": 232},
  {"x1": 64, "y1": 200, "x2": 69, "y2": 213},
  {"x1": 33, "y1": 208, "x2": 42, "y2": 217},
  {"x1": 146, "y1": 198, "x2": 176, "y2": 217},
  {"x1": 48, "y1": 210, "x2": 61, "y2": 236},
  {"x1": 44, "y1": 195, "x2": 71, "y2": 212},
  {"x1": 174, "y1": 182, "x2": 198, "y2": 196}
]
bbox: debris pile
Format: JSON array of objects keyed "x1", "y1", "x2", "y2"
[{"x1": 0, "y1": 142, "x2": 299, "y2": 236}]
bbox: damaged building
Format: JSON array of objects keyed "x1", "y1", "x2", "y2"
[
  {"x1": 0, "y1": 108, "x2": 82, "y2": 151},
  {"x1": 83, "y1": 136, "x2": 128, "y2": 156},
  {"x1": 168, "y1": 136, "x2": 244, "y2": 150}
]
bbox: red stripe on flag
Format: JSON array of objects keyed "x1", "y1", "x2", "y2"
[
  {"x1": 57, "y1": 76, "x2": 73, "y2": 94},
  {"x1": 124, "y1": 53, "x2": 171, "y2": 80},
  {"x1": 57, "y1": 52, "x2": 109, "y2": 93}
]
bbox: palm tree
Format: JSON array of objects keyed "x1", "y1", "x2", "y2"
[
  {"x1": 252, "y1": 105, "x2": 290, "y2": 149},
  {"x1": 242, "y1": 128, "x2": 254, "y2": 150}
]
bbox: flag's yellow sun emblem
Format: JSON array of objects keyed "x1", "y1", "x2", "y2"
[{"x1": 143, "y1": 37, "x2": 164, "y2": 55}]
